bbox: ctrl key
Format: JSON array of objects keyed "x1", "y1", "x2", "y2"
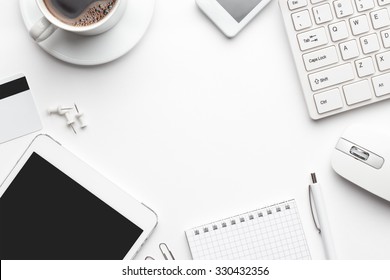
[{"x1": 314, "y1": 88, "x2": 344, "y2": 114}]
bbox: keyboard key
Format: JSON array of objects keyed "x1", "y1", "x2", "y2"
[
  {"x1": 297, "y1": 27, "x2": 328, "y2": 51},
  {"x1": 308, "y1": 63, "x2": 354, "y2": 91},
  {"x1": 288, "y1": 0, "x2": 308, "y2": 10},
  {"x1": 312, "y1": 4, "x2": 333, "y2": 24},
  {"x1": 355, "y1": 57, "x2": 376, "y2": 77},
  {"x1": 303, "y1": 46, "x2": 339, "y2": 71},
  {"x1": 339, "y1": 40, "x2": 360, "y2": 59},
  {"x1": 372, "y1": 73, "x2": 390, "y2": 96},
  {"x1": 329, "y1": 21, "x2": 349, "y2": 41},
  {"x1": 355, "y1": 0, "x2": 375, "y2": 11},
  {"x1": 334, "y1": 0, "x2": 354, "y2": 18},
  {"x1": 292, "y1": 10, "x2": 312, "y2": 30},
  {"x1": 382, "y1": 29, "x2": 390, "y2": 47},
  {"x1": 376, "y1": 50, "x2": 390, "y2": 70},
  {"x1": 311, "y1": 0, "x2": 327, "y2": 3},
  {"x1": 350, "y1": 15, "x2": 370, "y2": 35},
  {"x1": 360, "y1": 33, "x2": 380, "y2": 54},
  {"x1": 370, "y1": 9, "x2": 390, "y2": 29},
  {"x1": 314, "y1": 88, "x2": 343, "y2": 113},
  {"x1": 343, "y1": 80, "x2": 372, "y2": 105},
  {"x1": 378, "y1": 0, "x2": 390, "y2": 6}
]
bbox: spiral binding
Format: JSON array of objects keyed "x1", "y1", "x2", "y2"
[{"x1": 193, "y1": 200, "x2": 293, "y2": 236}]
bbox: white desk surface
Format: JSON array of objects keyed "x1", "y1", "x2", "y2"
[{"x1": 1, "y1": 0, "x2": 390, "y2": 260}]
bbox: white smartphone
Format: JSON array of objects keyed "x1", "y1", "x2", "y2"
[
  {"x1": 0, "y1": 135, "x2": 157, "y2": 260},
  {"x1": 196, "y1": 0, "x2": 272, "y2": 38}
]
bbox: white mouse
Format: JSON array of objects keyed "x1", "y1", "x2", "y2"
[{"x1": 331, "y1": 124, "x2": 390, "y2": 202}]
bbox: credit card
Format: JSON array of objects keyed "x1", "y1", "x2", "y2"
[{"x1": 0, "y1": 74, "x2": 42, "y2": 144}]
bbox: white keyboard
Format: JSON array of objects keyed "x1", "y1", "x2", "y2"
[{"x1": 279, "y1": 0, "x2": 390, "y2": 119}]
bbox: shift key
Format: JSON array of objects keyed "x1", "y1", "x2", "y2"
[{"x1": 308, "y1": 63, "x2": 354, "y2": 91}]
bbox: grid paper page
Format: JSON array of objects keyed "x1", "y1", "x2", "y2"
[{"x1": 185, "y1": 200, "x2": 311, "y2": 260}]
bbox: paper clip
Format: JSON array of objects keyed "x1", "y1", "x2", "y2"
[
  {"x1": 159, "y1": 243, "x2": 175, "y2": 260},
  {"x1": 144, "y1": 243, "x2": 175, "y2": 260}
]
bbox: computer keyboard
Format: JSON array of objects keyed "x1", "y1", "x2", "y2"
[{"x1": 279, "y1": 0, "x2": 390, "y2": 119}]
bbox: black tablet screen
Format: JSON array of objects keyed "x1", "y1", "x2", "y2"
[
  {"x1": 0, "y1": 152, "x2": 143, "y2": 260},
  {"x1": 216, "y1": 0, "x2": 262, "y2": 22}
]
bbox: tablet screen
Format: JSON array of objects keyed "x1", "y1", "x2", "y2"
[
  {"x1": 0, "y1": 152, "x2": 143, "y2": 260},
  {"x1": 216, "y1": 0, "x2": 263, "y2": 22}
]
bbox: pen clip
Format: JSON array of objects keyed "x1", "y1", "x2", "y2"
[{"x1": 309, "y1": 185, "x2": 321, "y2": 234}]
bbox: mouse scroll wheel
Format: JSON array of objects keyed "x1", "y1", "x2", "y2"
[{"x1": 350, "y1": 146, "x2": 370, "y2": 161}]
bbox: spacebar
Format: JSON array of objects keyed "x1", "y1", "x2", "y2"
[{"x1": 308, "y1": 63, "x2": 354, "y2": 91}]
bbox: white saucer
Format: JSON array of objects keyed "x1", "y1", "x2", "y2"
[{"x1": 20, "y1": 0, "x2": 155, "y2": 65}]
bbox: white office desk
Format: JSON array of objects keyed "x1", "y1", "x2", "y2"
[{"x1": 0, "y1": 1, "x2": 389, "y2": 260}]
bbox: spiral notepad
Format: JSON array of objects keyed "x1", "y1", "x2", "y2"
[{"x1": 185, "y1": 199, "x2": 311, "y2": 260}]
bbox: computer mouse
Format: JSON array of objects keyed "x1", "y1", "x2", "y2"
[{"x1": 331, "y1": 124, "x2": 390, "y2": 202}]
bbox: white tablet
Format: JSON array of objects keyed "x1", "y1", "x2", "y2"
[
  {"x1": 0, "y1": 135, "x2": 157, "y2": 260},
  {"x1": 196, "y1": 0, "x2": 272, "y2": 38}
]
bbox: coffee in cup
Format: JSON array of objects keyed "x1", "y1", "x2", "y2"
[
  {"x1": 30, "y1": 0, "x2": 127, "y2": 42},
  {"x1": 43, "y1": 0, "x2": 117, "y2": 27}
]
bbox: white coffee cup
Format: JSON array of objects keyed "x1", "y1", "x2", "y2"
[{"x1": 30, "y1": 0, "x2": 127, "y2": 42}]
